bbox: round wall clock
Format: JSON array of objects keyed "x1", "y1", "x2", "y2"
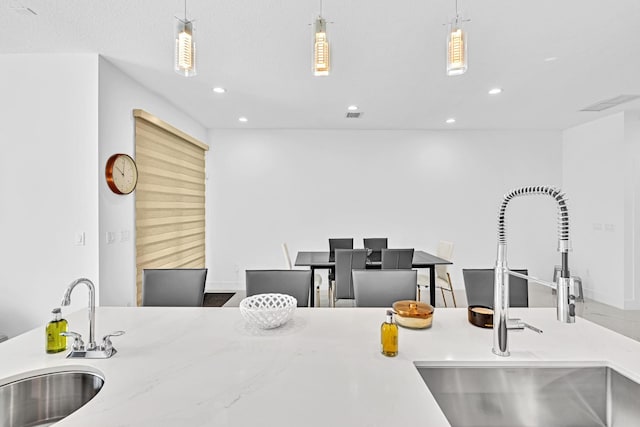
[{"x1": 105, "y1": 153, "x2": 138, "y2": 195}]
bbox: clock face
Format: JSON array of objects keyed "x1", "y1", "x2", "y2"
[{"x1": 106, "y1": 154, "x2": 138, "y2": 195}]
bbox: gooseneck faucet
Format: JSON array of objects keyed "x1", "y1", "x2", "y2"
[
  {"x1": 493, "y1": 186, "x2": 574, "y2": 357},
  {"x1": 61, "y1": 278, "x2": 97, "y2": 351}
]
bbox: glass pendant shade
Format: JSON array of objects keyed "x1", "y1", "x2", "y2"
[
  {"x1": 446, "y1": 19, "x2": 467, "y2": 76},
  {"x1": 313, "y1": 17, "x2": 330, "y2": 76},
  {"x1": 175, "y1": 19, "x2": 196, "y2": 77}
]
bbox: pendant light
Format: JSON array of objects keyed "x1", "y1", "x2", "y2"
[
  {"x1": 175, "y1": 0, "x2": 196, "y2": 77},
  {"x1": 313, "y1": 0, "x2": 330, "y2": 76},
  {"x1": 446, "y1": 0, "x2": 469, "y2": 76}
]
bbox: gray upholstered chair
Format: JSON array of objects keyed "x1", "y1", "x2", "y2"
[
  {"x1": 333, "y1": 249, "x2": 368, "y2": 307},
  {"x1": 328, "y1": 238, "x2": 354, "y2": 300},
  {"x1": 363, "y1": 237, "x2": 388, "y2": 263},
  {"x1": 245, "y1": 270, "x2": 311, "y2": 307},
  {"x1": 142, "y1": 268, "x2": 208, "y2": 307},
  {"x1": 352, "y1": 269, "x2": 418, "y2": 307},
  {"x1": 381, "y1": 248, "x2": 414, "y2": 269},
  {"x1": 462, "y1": 268, "x2": 529, "y2": 308}
]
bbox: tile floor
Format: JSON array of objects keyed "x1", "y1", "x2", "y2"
[{"x1": 224, "y1": 283, "x2": 640, "y2": 343}]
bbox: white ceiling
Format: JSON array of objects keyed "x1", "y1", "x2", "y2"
[{"x1": 2, "y1": 0, "x2": 639, "y2": 130}]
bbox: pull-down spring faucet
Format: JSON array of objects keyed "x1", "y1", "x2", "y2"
[{"x1": 493, "y1": 186, "x2": 575, "y2": 357}]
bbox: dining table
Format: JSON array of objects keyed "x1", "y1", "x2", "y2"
[{"x1": 294, "y1": 250, "x2": 452, "y2": 307}]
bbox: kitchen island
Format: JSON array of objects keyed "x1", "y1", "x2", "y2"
[{"x1": 1, "y1": 307, "x2": 640, "y2": 426}]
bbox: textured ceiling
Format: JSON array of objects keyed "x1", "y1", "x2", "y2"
[{"x1": 2, "y1": 0, "x2": 639, "y2": 130}]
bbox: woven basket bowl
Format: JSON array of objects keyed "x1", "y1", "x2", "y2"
[{"x1": 239, "y1": 293, "x2": 297, "y2": 329}]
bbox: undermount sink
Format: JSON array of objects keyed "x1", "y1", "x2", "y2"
[
  {"x1": 0, "y1": 367, "x2": 104, "y2": 427},
  {"x1": 415, "y1": 363, "x2": 640, "y2": 427}
]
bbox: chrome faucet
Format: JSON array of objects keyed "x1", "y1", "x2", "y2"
[
  {"x1": 62, "y1": 278, "x2": 97, "y2": 350},
  {"x1": 493, "y1": 186, "x2": 575, "y2": 357},
  {"x1": 61, "y1": 277, "x2": 124, "y2": 358}
]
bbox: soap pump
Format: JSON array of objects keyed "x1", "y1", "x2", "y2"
[
  {"x1": 46, "y1": 307, "x2": 68, "y2": 354},
  {"x1": 381, "y1": 310, "x2": 398, "y2": 357}
]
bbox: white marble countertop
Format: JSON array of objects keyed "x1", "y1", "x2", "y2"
[{"x1": 1, "y1": 307, "x2": 640, "y2": 426}]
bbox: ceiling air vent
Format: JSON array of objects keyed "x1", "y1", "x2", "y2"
[
  {"x1": 346, "y1": 112, "x2": 362, "y2": 118},
  {"x1": 580, "y1": 95, "x2": 640, "y2": 112}
]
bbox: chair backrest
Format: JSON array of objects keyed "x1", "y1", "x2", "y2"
[
  {"x1": 142, "y1": 268, "x2": 208, "y2": 307},
  {"x1": 435, "y1": 240, "x2": 454, "y2": 280},
  {"x1": 334, "y1": 249, "x2": 368, "y2": 300},
  {"x1": 281, "y1": 243, "x2": 293, "y2": 270},
  {"x1": 329, "y1": 238, "x2": 354, "y2": 261},
  {"x1": 245, "y1": 270, "x2": 311, "y2": 307},
  {"x1": 363, "y1": 238, "x2": 388, "y2": 250},
  {"x1": 363, "y1": 238, "x2": 388, "y2": 263},
  {"x1": 381, "y1": 248, "x2": 414, "y2": 269},
  {"x1": 462, "y1": 268, "x2": 529, "y2": 308},
  {"x1": 352, "y1": 269, "x2": 417, "y2": 307}
]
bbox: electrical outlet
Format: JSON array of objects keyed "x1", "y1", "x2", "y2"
[
  {"x1": 106, "y1": 231, "x2": 116, "y2": 244},
  {"x1": 605, "y1": 224, "x2": 615, "y2": 232},
  {"x1": 120, "y1": 230, "x2": 130, "y2": 242},
  {"x1": 593, "y1": 223, "x2": 603, "y2": 231}
]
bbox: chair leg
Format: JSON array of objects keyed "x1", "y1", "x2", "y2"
[
  {"x1": 316, "y1": 285, "x2": 321, "y2": 307},
  {"x1": 417, "y1": 285, "x2": 421, "y2": 301},
  {"x1": 447, "y1": 272, "x2": 457, "y2": 308},
  {"x1": 329, "y1": 281, "x2": 336, "y2": 308},
  {"x1": 440, "y1": 286, "x2": 448, "y2": 308}
]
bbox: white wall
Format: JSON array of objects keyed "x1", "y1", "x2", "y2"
[
  {"x1": 626, "y1": 112, "x2": 640, "y2": 309},
  {"x1": 98, "y1": 57, "x2": 208, "y2": 307},
  {"x1": 0, "y1": 54, "x2": 99, "y2": 338},
  {"x1": 563, "y1": 112, "x2": 640, "y2": 309},
  {"x1": 207, "y1": 129, "x2": 563, "y2": 294}
]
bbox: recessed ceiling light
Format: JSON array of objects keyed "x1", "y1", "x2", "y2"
[
  {"x1": 347, "y1": 105, "x2": 358, "y2": 111},
  {"x1": 488, "y1": 88, "x2": 502, "y2": 95},
  {"x1": 238, "y1": 117, "x2": 248, "y2": 122},
  {"x1": 212, "y1": 87, "x2": 226, "y2": 94},
  {"x1": 544, "y1": 57, "x2": 558, "y2": 62},
  {"x1": 445, "y1": 118, "x2": 456, "y2": 124}
]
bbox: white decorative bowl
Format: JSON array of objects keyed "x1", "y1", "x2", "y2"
[{"x1": 239, "y1": 293, "x2": 297, "y2": 329}]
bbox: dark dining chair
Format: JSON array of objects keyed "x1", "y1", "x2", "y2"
[
  {"x1": 329, "y1": 238, "x2": 354, "y2": 261},
  {"x1": 245, "y1": 270, "x2": 311, "y2": 307},
  {"x1": 333, "y1": 249, "x2": 368, "y2": 307},
  {"x1": 142, "y1": 268, "x2": 208, "y2": 307},
  {"x1": 363, "y1": 237, "x2": 388, "y2": 263},
  {"x1": 381, "y1": 248, "x2": 414, "y2": 269},
  {"x1": 462, "y1": 268, "x2": 529, "y2": 308},
  {"x1": 352, "y1": 269, "x2": 417, "y2": 307},
  {"x1": 328, "y1": 238, "x2": 354, "y2": 301}
]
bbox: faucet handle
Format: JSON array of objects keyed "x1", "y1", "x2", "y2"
[
  {"x1": 507, "y1": 319, "x2": 543, "y2": 334},
  {"x1": 101, "y1": 330, "x2": 125, "y2": 352},
  {"x1": 61, "y1": 331, "x2": 84, "y2": 350},
  {"x1": 522, "y1": 322, "x2": 543, "y2": 334}
]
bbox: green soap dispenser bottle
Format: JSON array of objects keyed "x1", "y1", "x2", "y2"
[
  {"x1": 381, "y1": 309, "x2": 398, "y2": 357},
  {"x1": 46, "y1": 308, "x2": 68, "y2": 354}
]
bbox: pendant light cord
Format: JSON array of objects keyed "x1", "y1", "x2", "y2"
[{"x1": 184, "y1": 0, "x2": 187, "y2": 21}]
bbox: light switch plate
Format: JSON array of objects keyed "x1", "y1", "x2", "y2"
[{"x1": 106, "y1": 231, "x2": 116, "y2": 244}]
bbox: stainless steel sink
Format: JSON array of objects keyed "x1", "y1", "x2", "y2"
[
  {"x1": 415, "y1": 364, "x2": 640, "y2": 427},
  {"x1": 0, "y1": 368, "x2": 104, "y2": 427}
]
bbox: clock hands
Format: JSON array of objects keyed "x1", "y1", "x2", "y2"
[{"x1": 114, "y1": 158, "x2": 125, "y2": 177}]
